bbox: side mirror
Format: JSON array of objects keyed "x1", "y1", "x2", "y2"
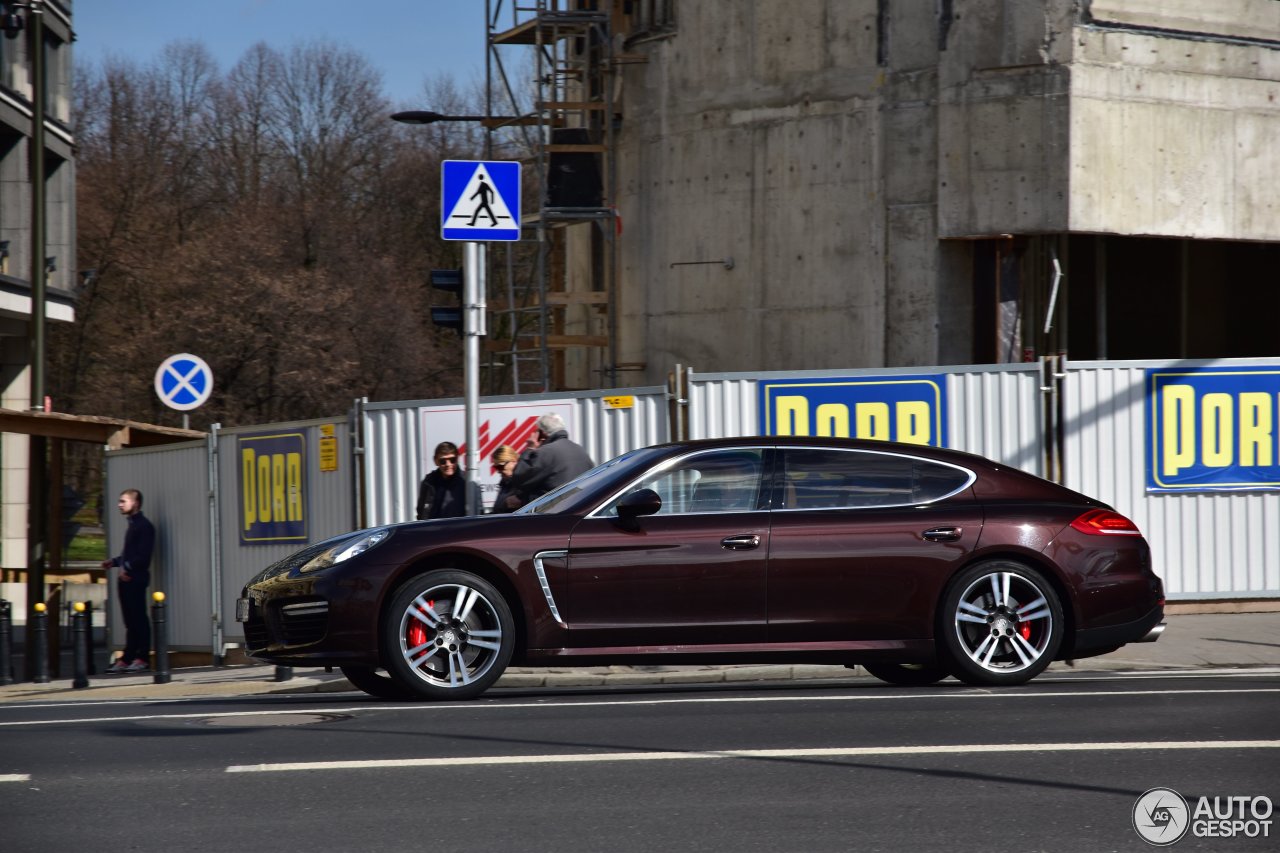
[{"x1": 615, "y1": 488, "x2": 661, "y2": 521}]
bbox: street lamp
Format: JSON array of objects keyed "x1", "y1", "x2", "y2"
[
  {"x1": 391, "y1": 109, "x2": 507, "y2": 516},
  {"x1": 4, "y1": 0, "x2": 48, "y2": 682},
  {"x1": 391, "y1": 110, "x2": 534, "y2": 129}
]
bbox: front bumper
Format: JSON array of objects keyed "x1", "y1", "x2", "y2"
[{"x1": 238, "y1": 560, "x2": 397, "y2": 667}]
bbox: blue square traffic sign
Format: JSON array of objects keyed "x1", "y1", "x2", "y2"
[{"x1": 441, "y1": 160, "x2": 521, "y2": 241}]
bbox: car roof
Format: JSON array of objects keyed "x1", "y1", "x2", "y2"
[{"x1": 646, "y1": 435, "x2": 996, "y2": 467}]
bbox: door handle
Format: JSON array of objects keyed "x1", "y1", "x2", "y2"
[
  {"x1": 721, "y1": 534, "x2": 761, "y2": 550},
  {"x1": 922, "y1": 527, "x2": 962, "y2": 542}
]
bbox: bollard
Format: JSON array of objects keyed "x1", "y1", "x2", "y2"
[
  {"x1": 274, "y1": 665, "x2": 293, "y2": 682},
  {"x1": 151, "y1": 591, "x2": 171, "y2": 685},
  {"x1": 71, "y1": 602, "x2": 89, "y2": 689},
  {"x1": 84, "y1": 601, "x2": 97, "y2": 675},
  {"x1": 31, "y1": 603, "x2": 50, "y2": 684},
  {"x1": 0, "y1": 599, "x2": 12, "y2": 685}
]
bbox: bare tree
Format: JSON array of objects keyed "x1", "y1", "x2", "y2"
[{"x1": 53, "y1": 37, "x2": 484, "y2": 435}]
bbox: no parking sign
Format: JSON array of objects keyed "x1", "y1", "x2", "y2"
[{"x1": 154, "y1": 353, "x2": 213, "y2": 411}]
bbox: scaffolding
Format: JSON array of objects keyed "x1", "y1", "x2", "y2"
[{"x1": 485, "y1": 0, "x2": 624, "y2": 392}]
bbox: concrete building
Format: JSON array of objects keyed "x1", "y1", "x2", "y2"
[
  {"x1": 0, "y1": 0, "x2": 77, "y2": 571},
  {"x1": 522, "y1": 0, "x2": 1280, "y2": 387}
]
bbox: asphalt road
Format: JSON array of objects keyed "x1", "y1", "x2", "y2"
[{"x1": 2, "y1": 670, "x2": 1278, "y2": 852}]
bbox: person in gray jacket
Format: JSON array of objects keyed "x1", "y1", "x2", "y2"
[{"x1": 511, "y1": 413, "x2": 595, "y2": 501}]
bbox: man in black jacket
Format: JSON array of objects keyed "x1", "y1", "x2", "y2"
[
  {"x1": 511, "y1": 413, "x2": 595, "y2": 502},
  {"x1": 101, "y1": 489, "x2": 155, "y2": 673},
  {"x1": 416, "y1": 441, "x2": 477, "y2": 519}
]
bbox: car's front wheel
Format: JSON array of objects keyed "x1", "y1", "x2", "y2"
[
  {"x1": 382, "y1": 569, "x2": 514, "y2": 701},
  {"x1": 940, "y1": 560, "x2": 1063, "y2": 686}
]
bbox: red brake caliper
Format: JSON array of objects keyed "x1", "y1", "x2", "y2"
[
  {"x1": 1020, "y1": 621, "x2": 1032, "y2": 641},
  {"x1": 408, "y1": 600, "x2": 433, "y2": 648}
]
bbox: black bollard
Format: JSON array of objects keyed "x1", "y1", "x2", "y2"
[
  {"x1": 71, "y1": 602, "x2": 89, "y2": 689},
  {"x1": 84, "y1": 601, "x2": 97, "y2": 675},
  {"x1": 151, "y1": 592, "x2": 170, "y2": 685},
  {"x1": 0, "y1": 599, "x2": 12, "y2": 686},
  {"x1": 274, "y1": 665, "x2": 294, "y2": 682},
  {"x1": 31, "y1": 603, "x2": 50, "y2": 684}
]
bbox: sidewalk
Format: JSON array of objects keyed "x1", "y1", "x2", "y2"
[{"x1": 1, "y1": 611, "x2": 1276, "y2": 704}]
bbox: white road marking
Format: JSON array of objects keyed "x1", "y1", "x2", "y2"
[
  {"x1": 226, "y1": 740, "x2": 1280, "y2": 774},
  {"x1": 0, "y1": 774, "x2": 32, "y2": 783},
  {"x1": 2, "y1": 685, "x2": 1279, "y2": 728},
  {"x1": 2, "y1": 667, "x2": 1277, "y2": 714}
]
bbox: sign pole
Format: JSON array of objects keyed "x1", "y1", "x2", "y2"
[{"x1": 463, "y1": 241, "x2": 485, "y2": 515}]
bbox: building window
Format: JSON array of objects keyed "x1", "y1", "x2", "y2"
[
  {"x1": 0, "y1": 25, "x2": 19, "y2": 92},
  {"x1": 44, "y1": 31, "x2": 69, "y2": 123}
]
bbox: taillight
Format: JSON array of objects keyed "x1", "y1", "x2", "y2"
[{"x1": 1070, "y1": 509, "x2": 1142, "y2": 536}]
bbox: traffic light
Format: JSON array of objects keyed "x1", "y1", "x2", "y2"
[{"x1": 429, "y1": 268, "x2": 463, "y2": 333}]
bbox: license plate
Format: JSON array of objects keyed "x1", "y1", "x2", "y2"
[{"x1": 235, "y1": 598, "x2": 251, "y2": 622}]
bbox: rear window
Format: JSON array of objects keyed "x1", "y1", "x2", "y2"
[{"x1": 780, "y1": 448, "x2": 972, "y2": 510}]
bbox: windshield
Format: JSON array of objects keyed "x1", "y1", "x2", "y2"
[{"x1": 519, "y1": 448, "x2": 663, "y2": 515}]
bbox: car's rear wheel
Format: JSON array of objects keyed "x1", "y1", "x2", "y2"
[
  {"x1": 862, "y1": 662, "x2": 950, "y2": 686},
  {"x1": 382, "y1": 569, "x2": 514, "y2": 701},
  {"x1": 340, "y1": 666, "x2": 415, "y2": 700},
  {"x1": 940, "y1": 560, "x2": 1063, "y2": 686}
]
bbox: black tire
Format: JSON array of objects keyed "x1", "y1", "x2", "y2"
[
  {"x1": 340, "y1": 666, "x2": 416, "y2": 700},
  {"x1": 939, "y1": 560, "x2": 1063, "y2": 687},
  {"x1": 382, "y1": 569, "x2": 515, "y2": 701},
  {"x1": 862, "y1": 662, "x2": 950, "y2": 686}
]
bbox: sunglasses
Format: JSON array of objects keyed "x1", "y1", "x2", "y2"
[{"x1": 437, "y1": 457, "x2": 458, "y2": 466}]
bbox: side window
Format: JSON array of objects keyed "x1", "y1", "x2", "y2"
[
  {"x1": 781, "y1": 449, "x2": 970, "y2": 509},
  {"x1": 602, "y1": 449, "x2": 764, "y2": 516}
]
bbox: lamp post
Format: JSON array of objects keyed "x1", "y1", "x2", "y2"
[
  {"x1": 4, "y1": 0, "x2": 48, "y2": 680},
  {"x1": 392, "y1": 110, "x2": 515, "y2": 516}
]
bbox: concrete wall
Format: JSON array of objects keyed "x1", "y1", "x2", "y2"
[
  {"x1": 603, "y1": 0, "x2": 1280, "y2": 386},
  {"x1": 1070, "y1": 14, "x2": 1280, "y2": 239},
  {"x1": 615, "y1": 1, "x2": 893, "y2": 382}
]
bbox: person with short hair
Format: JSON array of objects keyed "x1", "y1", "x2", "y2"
[
  {"x1": 100, "y1": 489, "x2": 155, "y2": 673},
  {"x1": 416, "y1": 441, "x2": 475, "y2": 519},
  {"x1": 510, "y1": 413, "x2": 595, "y2": 502}
]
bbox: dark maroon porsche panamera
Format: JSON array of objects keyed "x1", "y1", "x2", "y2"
[{"x1": 238, "y1": 437, "x2": 1165, "y2": 700}]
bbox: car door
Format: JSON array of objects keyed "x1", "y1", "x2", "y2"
[
  {"x1": 766, "y1": 446, "x2": 983, "y2": 643},
  {"x1": 562, "y1": 447, "x2": 771, "y2": 648}
]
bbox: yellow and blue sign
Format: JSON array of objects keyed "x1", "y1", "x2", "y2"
[
  {"x1": 238, "y1": 431, "x2": 308, "y2": 544},
  {"x1": 1147, "y1": 367, "x2": 1280, "y2": 492},
  {"x1": 759, "y1": 376, "x2": 947, "y2": 446}
]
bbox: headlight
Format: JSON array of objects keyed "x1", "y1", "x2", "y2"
[{"x1": 298, "y1": 528, "x2": 391, "y2": 574}]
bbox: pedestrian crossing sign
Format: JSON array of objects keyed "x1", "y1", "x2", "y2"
[{"x1": 441, "y1": 160, "x2": 521, "y2": 241}]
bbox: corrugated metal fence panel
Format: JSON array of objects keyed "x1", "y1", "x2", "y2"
[
  {"x1": 361, "y1": 403, "x2": 423, "y2": 529},
  {"x1": 947, "y1": 365, "x2": 1044, "y2": 476},
  {"x1": 362, "y1": 388, "x2": 670, "y2": 528},
  {"x1": 216, "y1": 417, "x2": 355, "y2": 645},
  {"x1": 572, "y1": 389, "x2": 669, "y2": 467},
  {"x1": 1063, "y1": 359, "x2": 1280, "y2": 599},
  {"x1": 687, "y1": 366, "x2": 1044, "y2": 474},
  {"x1": 105, "y1": 440, "x2": 212, "y2": 651},
  {"x1": 687, "y1": 373, "x2": 757, "y2": 439}
]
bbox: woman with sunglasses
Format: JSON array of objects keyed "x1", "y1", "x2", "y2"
[{"x1": 489, "y1": 444, "x2": 524, "y2": 513}]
